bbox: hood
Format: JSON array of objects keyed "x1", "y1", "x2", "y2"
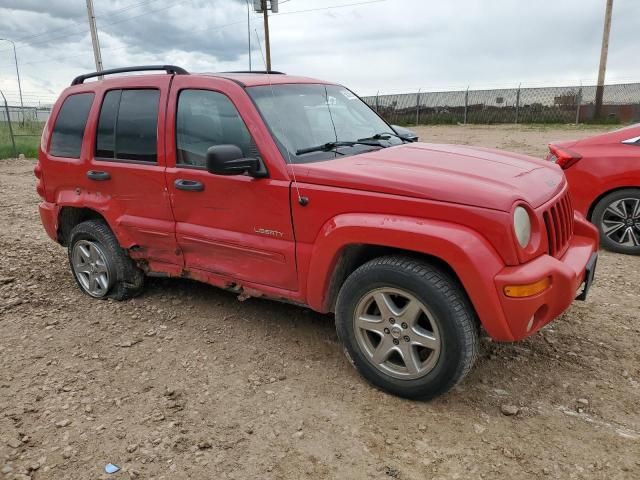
[{"x1": 292, "y1": 143, "x2": 565, "y2": 212}]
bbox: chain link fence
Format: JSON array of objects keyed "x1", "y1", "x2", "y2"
[
  {"x1": 0, "y1": 93, "x2": 49, "y2": 158},
  {"x1": 2, "y1": 82, "x2": 640, "y2": 158},
  {"x1": 0, "y1": 105, "x2": 51, "y2": 124},
  {"x1": 363, "y1": 83, "x2": 640, "y2": 125}
]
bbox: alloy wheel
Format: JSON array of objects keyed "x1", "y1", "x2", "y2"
[
  {"x1": 71, "y1": 240, "x2": 112, "y2": 297},
  {"x1": 601, "y1": 197, "x2": 640, "y2": 247},
  {"x1": 353, "y1": 287, "x2": 441, "y2": 380}
]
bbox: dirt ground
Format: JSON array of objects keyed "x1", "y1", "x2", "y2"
[{"x1": 1, "y1": 124, "x2": 638, "y2": 480}]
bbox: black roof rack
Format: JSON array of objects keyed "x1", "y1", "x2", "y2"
[
  {"x1": 71, "y1": 65, "x2": 188, "y2": 86},
  {"x1": 222, "y1": 70, "x2": 286, "y2": 74}
]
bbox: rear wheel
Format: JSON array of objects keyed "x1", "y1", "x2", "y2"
[
  {"x1": 592, "y1": 189, "x2": 640, "y2": 255},
  {"x1": 68, "y1": 219, "x2": 145, "y2": 300},
  {"x1": 335, "y1": 256, "x2": 478, "y2": 400}
]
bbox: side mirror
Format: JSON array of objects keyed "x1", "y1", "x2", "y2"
[
  {"x1": 206, "y1": 145, "x2": 266, "y2": 177},
  {"x1": 391, "y1": 125, "x2": 419, "y2": 142}
]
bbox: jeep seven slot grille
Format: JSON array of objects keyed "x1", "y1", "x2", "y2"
[{"x1": 543, "y1": 192, "x2": 574, "y2": 258}]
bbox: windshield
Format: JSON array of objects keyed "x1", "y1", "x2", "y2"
[{"x1": 247, "y1": 84, "x2": 403, "y2": 163}]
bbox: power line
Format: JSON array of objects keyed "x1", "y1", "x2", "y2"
[
  {"x1": 5, "y1": 0, "x2": 166, "y2": 45},
  {"x1": 0, "y1": 18, "x2": 248, "y2": 69},
  {"x1": 0, "y1": 0, "x2": 192, "y2": 54},
  {"x1": 0, "y1": 0, "x2": 387, "y2": 69},
  {"x1": 2, "y1": 0, "x2": 380, "y2": 56},
  {"x1": 95, "y1": 0, "x2": 166, "y2": 17},
  {"x1": 272, "y1": 0, "x2": 386, "y2": 16}
]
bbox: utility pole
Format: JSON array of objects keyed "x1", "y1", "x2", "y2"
[
  {"x1": 262, "y1": 0, "x2": 271, "y2": 72},
  {"x1": 594, "y1": 0, "x2": 613, "y2": 120},
  {"x1": 86, "y1": 0, "x2": 104, "y2": 77},
  {"x1": 0, "y1": 38, "x2": 24, "y2": 123},
  {"x1": 246, "y1": 0, "x2": 252, "y2": 71},
  {"x1": 254, "y1": 0, "x2": 277, "y2": 71}
]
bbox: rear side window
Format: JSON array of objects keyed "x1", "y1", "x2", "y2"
[
  {"x1": 95, "y1": 89, "x2": 159, "y2": 162},
  {"x1": 49, "y1": 93, "x2": 94, "y2": 158}
]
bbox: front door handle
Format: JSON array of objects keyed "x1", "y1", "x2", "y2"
[
  {"x1": 87, "y1": 170, "x2": 111, "y2": 181},
  {"x1": 174, "y1": 179, "x2": 204, "y2": 192}
]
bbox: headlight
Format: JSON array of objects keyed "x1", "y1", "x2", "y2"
[{"x1": 513, "y1": 206, "x2": 531, "y2": 248}]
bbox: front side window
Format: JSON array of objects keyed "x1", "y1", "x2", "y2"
[
  {"x1": 247, "y1": 84, "x2": 402, "y2": 164},
  {"x1": 176, "y1": 89, "x2": 256, "y2": 168},
  {"x1": 49, "y1": 93, "x2": 94, "y2": 158},
  {"x1": 95, "y1": 89, "x2": 159, "y2": 162}
]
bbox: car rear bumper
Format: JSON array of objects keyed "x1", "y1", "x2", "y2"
[
  {"x1": 39, "y1": 201, "x2": 58, "y2": 242},
  {"x1": 492, "y1": 217, "x2": 598, "y2": 341}
]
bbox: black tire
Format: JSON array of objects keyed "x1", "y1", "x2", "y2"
[
  {"x1": 335, "y1": 256, "x2": 478, "y2": 400},
  {"x1": 68, "y1": 219, "x2": 145, "y2": 300},
  {"x1": 591, "y1": 188, "x2": 640, "y2": 255}
]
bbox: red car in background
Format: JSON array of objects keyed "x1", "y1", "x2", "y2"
[{"x1": 548, "y1": 124, "x2": 640, "y2": 255}]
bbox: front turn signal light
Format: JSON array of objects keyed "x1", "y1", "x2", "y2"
[{"x1": 504, "y1": 277, "x2": 551, "y2": 298}]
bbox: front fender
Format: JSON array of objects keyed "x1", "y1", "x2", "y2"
[{"x1": 305, "y1": 213, "x2": 514, "y2": 340}]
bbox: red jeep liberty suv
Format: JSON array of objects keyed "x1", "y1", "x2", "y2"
[{"x1": 35, "y1": 66, "x2": 599, "y2": 399}]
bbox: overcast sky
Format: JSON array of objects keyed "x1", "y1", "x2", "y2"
[{"x1": 0, "y1": 0, "x2": 637, "y2": 106}]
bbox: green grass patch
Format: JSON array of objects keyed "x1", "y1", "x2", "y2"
[{"x1": 0, "y1": 121, "x2": 43, "y2": 159}]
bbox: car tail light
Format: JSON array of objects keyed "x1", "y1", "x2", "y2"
[
  {"x1": 34, "y1": 162, "x2": 46, "y2": 199},
  {"x1": 547, "y1": 145, "x2": 582, "y2": 170}
]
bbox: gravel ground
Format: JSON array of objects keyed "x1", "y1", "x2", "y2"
[{"x1": 1, "y1": 124, "x2": 639, "y2": 480}]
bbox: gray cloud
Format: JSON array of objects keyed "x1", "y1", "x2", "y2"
[
  {"x1": 0, "y1": 0, "x2": 638, "y2": 105},
  {"x1": 1, "y1": 0, "x2": 84, "y2": 19}
]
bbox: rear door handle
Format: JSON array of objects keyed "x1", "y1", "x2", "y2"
[
  {"x1": 87, "y1": 170, "x2": 110, "y2": 181},
  {"x1": 174, "y1": 179, "x2": 204, "y2": 192}
]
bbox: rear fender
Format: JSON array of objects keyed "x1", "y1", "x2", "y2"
[
  {"x1": 305, "y1": 213, "x2": 512, "y2": 340},
  {"x1": 53, "y1": 189, "x2": 137, "y2": 248}
]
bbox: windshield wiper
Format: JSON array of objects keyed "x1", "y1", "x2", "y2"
[
  {"x1": 358, "y1": 131, "x2": 413, "y2": 143},
  {"x1": 295, "y1": 140, "x2": 384, "y2": 155}
]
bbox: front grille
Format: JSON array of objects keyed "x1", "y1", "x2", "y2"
[{"x1": 543, "y1": 192, "x2": 574, "y2": 258}]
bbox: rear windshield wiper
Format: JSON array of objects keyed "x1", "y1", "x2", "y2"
[{"x1": 296, "y1": 140, "x2": 385, "y2": 155}]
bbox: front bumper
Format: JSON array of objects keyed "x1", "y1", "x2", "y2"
[{"x1": 493, "y1": 220, "x2": 598, "y2": 341}]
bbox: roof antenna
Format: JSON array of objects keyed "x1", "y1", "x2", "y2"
[{"x1": 253, "y1": 28, "x2": 307, "y2": 206}]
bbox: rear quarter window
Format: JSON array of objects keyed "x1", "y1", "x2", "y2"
[{"x1": 49, "y1": 93, "x2": 95, "y2": 158}]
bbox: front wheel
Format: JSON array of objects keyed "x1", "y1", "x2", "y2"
[
  {"x1": 591, "y1": 189, "x2": 640, "y2": 255},
  {"x1": 335, "y1": 256, "x2": 478, "y2": 400}
]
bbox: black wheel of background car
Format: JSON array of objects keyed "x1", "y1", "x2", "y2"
[
  {"x1": 335, "y1": 255, "x2": 479, "y2": 400},
  {"x1": 592, "y1": 188, "x2": 640, "y2": 255},
  {"x1": 68, "y1": 219, "x2": 145, "y2": 300}
]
